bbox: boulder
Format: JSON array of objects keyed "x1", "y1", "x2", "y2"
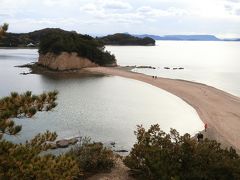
[
  {"x1": 114, "y1": 149, "x2": 128, "y2": 153},
  {"x1": 56, "y1": 139, "x2": 69, "y2": 148},
  {"x1": 68, "y1": 138, "x2": 78, "y2": 145},
  {"x1": 49, "y1": 142, "x2": 58, "y2": 149}
]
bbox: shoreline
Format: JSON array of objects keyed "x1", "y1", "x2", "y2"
[{"x1": 85, "y1": 66, "x2": 240, "y2": 151}]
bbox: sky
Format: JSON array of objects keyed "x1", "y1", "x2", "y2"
[{"x1": 0, "y1": 0, "x2": 240, "y2": 38}]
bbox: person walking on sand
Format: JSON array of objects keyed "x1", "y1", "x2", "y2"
[{"x1": 204, "y1": 123, "x2": 208, "y2": 132}]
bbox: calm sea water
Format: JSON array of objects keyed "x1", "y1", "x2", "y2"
[
  {"x1": 0, "y1": 48, "x2": 203, "y2": 151},
  {"x1": 106, "y1": 41, "x2": 240, "y2": 96},
  {"x1": 3, "y1": 41, "x2": 237, "y2": 151}
]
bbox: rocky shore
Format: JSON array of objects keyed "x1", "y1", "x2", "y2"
[{"x1": 38, "y1": 52, "x2": 98, "y2": 70}]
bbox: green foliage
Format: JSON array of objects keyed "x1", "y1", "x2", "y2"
[
  {"x1": 0, "y1": 91, "x2": 58, "y2": 138},
  {"x1": 0, "y1": 23, "x2": 8, "y2": 38},
  {"x1": 98, "y1": 33, "x2": 155, "y2": 45},
  {"x1": 124, "y1": 124, "x2": 240, "y2": 180},
  {"x1": 0, "y1": 134, "x2": 80, "y2": 179},
  {"x1": 0, "y1": 91, "x2": 81, "y2": 179},
  {"x1": 69, "y1": 141, "x2": 115, "y2": 173},
  {"x1": 0, "y1": 91, "x2": 117, "y2": 179},
  {"x1": 39, "y1": 30, "x2": 116, "y2": 66}
]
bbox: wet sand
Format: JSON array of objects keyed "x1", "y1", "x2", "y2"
[{"x1": 85, "y1": 66, "x2": 240, "y2": 151}]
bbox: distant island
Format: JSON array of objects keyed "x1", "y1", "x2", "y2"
[
  {"x1": 97, "y1": 33, "x2": 155, "y2": 46},
  {"x1": 0, "y1": 28, "x2": 155, "y2": 47},
  {"x1": 1, "y1": 28, "x2": 239, "y2": 48},
  {"x1": 133, "y1": 34, "x2": 240, "y2": 41}
]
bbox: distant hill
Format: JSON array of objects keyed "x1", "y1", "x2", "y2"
[
  {"x1": 1, "y1": 29, "x2": 239, "y2": 48},
  {"x1": 0, "y1": 29, "x2": 156, "y2": 47},
  {"x1": 134, "y1": 34, "x2": 222, "y2": 41},
  {"x1": 221, "y1": 38, "x2": 240, "y2": 41},
  {"x1": 0, "y1": 28, "x2": 114, "y2": 48},
  {"x1": 97, "y1": 33, "x2": 155, "y2": 46},
  {"x1": 0, "y1": 28, "x2": 72, "y2": 47}
]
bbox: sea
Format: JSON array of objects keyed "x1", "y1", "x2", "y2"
[{"x1": 0, "y1": 40, "x2": 239, "y2": 152}]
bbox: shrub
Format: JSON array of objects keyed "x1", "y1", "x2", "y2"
[
  {"x1": 124, "y1": 124, "x2": 240, "y2": 180},
  {"x1": 0, "y1": 91, "x2": 117, "y2": 179},
  {"x1": 69, "y1": 141, "x2": 115, "y2": 173},
  {"x1": 0, "y1": 91, "x2": 81, "y2": 179}
]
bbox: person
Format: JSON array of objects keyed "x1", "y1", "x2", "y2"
[
  {"x1": 204, "y1": 123, "x2": 208, "y2": 132},
  {"x1": 197, "y1": 132, "x2": 203, "y2": 142}
]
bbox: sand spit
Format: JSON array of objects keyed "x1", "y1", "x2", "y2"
[{"x1": 85, "y1": 67, "x2": 240, "y2": 151}]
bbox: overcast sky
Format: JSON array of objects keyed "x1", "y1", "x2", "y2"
[{"x1": 1, "y1": 0, "x2": 240, "y2": 38}]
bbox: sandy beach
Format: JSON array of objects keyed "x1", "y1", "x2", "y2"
[{"x1": 85, "y1": 66, "x2": 240, "y2": 151}]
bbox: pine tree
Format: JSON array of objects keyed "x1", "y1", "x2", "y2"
[
  {"x1": 0, "y1": 91, "x2": 81, "y2": 179},
  {"x1": 0, "y1": 23, "x2": 8, "y2": 38}
]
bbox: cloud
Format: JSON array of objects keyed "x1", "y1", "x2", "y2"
[
  {"x1": 224, "y1": 0, "x2": 240, "y2": 16},
  {"x1": 0, "y1": 13, "x2": 12, "y2": 18},
  {"x1": 1, "y1": 0, "x2": 240, "y2": 37},
  {"x1": 80, "y1": 4, "x2": 97, "y2": 12},
  {"x1": 102, "y1": 0, "x2": 132, "y2": 10},
  {"x1": 235, "y1": 9, "x2": 240, "y2": 15},
  {"x1": 226, "y1": 0, "x2": 240, "y2": 2},
  {"x1": 80, "y1": 2, "x2": 191, "y2": 25},
  {"x1": 224, "y1": 4, "x2": 233, "y2": 11}
]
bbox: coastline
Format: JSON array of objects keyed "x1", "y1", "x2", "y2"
[{"x1": 85, "y1": 66, "x2": 240, "y2": 151}]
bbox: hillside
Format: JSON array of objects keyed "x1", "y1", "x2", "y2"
[
  {"x1": 98, "y1": 33, "x2": 155, "y2": 46},
  {"x1": 0, "y1": 28, "x2": 71, "y2": 47}
]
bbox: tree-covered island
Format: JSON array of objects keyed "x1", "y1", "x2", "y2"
[
  {"x1": 98, "y1": 33, "x2": 155, "y2": 46},
  {"x1": 38, "y1": 29, "x2": 117, "y2": 67}
]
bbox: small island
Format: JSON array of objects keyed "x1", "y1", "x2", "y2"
[
  {"x1": 98, "y1": 33, "x2": 155, "y2": 46},
  {"x1": 37, "y1": 30, "x2": 117, "y2": 70}
]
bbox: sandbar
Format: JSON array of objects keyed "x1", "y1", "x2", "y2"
[{"x1": 85, "y1": 66, "x2": 240, "y2": 151}]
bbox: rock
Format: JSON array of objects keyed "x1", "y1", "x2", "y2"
[
  {"x1": 38, "y1": 52, "x2": 98, "y2": 71},
  {"x1": 114, "y1": 149, "x2": 128, "y2": 153},
  {"x1": 110, "y1": 142, "x2": 116, "y2": 146},
  {"x1": 56, "y1": 139, "x2": 69, "y2": 148},
  {"x1": 68, "y1": 138, "x2": 78, "y2": 145},
  {"x1": 136, "y1": 65, "x2": 156, "y2": 69},
  {"x1": 49, "y1": 142, "x2": 57, "y2": 149},
  {"x1": 20, "y1": 72, "x2": 29, "y2": 75},
  {"x1": 55, "y1": 138, "x2": 78, "y2": 148}
]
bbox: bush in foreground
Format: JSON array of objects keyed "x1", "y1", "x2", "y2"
[
  {"x1": 0, "y1": 91, "x2": 115, "y2": 179},
  {"x1": 124, "y1": 124, "x2": 240, "y2": 180},
  {"x1": 69, "y1": 140, "x2": 115, "y2": 173},
  {"x1": 0, "y1": 91, "x2": 81, "y2": 179}
]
